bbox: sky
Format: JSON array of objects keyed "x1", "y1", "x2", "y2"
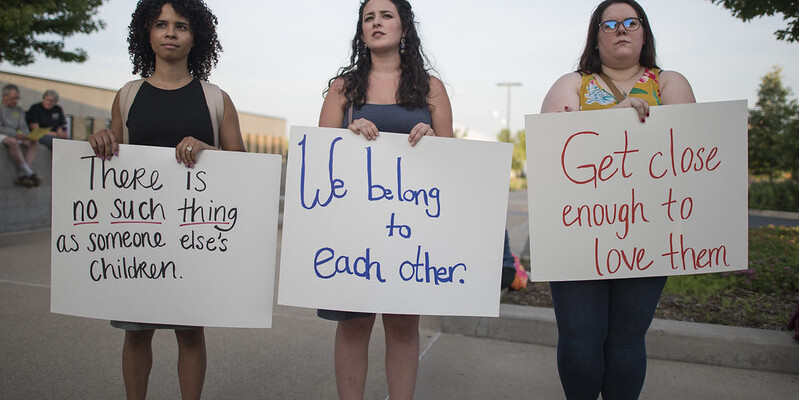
[{"x1": 2, "y1": 0, "x2": 799, "y2": 141}]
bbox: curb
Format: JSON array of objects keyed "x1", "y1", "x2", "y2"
[
  {"x1": 748, "y1": 208, "x2": 799, "y2": 220},
  {"x1": 441, "y1": 304, "x2": 799, "y2": 375}
]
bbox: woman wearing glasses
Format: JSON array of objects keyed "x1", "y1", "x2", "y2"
[{"x1": 540, "y1": 1, "x2": 695, "y2": 398}]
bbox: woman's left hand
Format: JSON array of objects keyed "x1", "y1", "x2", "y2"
[
  {"x1": 176, "y1": 136, "x2": 213, "y2": 168},
  {"x1": 408, "y1": 123, "x2": 435, "y2": 146},
  {"x1": 615, "y1": 96, "x2": 650, "y2": 122}
]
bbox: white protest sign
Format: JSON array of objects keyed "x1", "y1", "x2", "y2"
[
  {"x1": 278, "y1": 126, "x2": 512, "y2": 317},
  {"x1": 525, "y1": 100, "x2": 748, "y2": 281},
  {"x1": 50, "y1": 141, "x2": 281, "y2": 328}
]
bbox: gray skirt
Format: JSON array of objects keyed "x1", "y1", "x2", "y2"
[
  {"x1": 110, "y1": 320, "x2": 200, "y2": 331},
  {"x1": 317, "y1": 309, "x2": 374, "y2": 321}
]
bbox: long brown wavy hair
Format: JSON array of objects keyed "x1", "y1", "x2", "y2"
[{"x1": 325, "y1": 0, "x2": 433, "y2": 110}]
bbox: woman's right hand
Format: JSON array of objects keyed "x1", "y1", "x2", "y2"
[
  {"x1": 614, "y1": 96, "x2": 650, "y2": 123},
  {"x1": 348, "y1": 118, "x2": 379, "y2": 140},
  {"x1": 88, "y1": 128, "x2": 118, "y2": 160}
]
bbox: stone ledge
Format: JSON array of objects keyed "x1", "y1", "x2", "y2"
[
  {"x1": 0, "y1": 146, "x2": 52, "y2": 233},
  {"x1": 442, "y1": 303, "x2": 799, "y2": 374},
  {"x1": 748, "y1": 208, "x2": 799, "y2": 220}
]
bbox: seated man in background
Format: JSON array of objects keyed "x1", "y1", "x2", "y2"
[
  {"x1": 1, "y1": 84, "x2": 40, "y2": 188},
  {"x1": 26, "y1": 89, "x2": 69, "y2": 149}
]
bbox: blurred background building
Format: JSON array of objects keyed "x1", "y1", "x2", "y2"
[{"x1": 0, "y1": 70, "x2": 287, "y2": 156}]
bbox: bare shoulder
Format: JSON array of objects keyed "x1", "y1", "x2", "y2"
[
  {"x1": 549, "y1": 72, "x2": 583, "y2": 95},
  {"x1": 429, "y1": 76, "x2": 445, "y2": 91},
  {"x1": 319, "y1": 77, "x2": 348, "y2": 127},
  {"x1": 220, "y1": 89, "x2": 235, "y2": 105},
  {"x1": 658, "y1": 70, "x2": 696, "y2": 105},
  {"x1": 554, "y1": 72, "x2": 582, "y2": 86},
  {"x1": 541, "y1": 72, "x2": 582, "y2": 113},
  {"x1": 328, "y1": 77, "x2": 347, "y2": 95},
  {"x1": 323, "y1": 77, "x2": 348, "y2": 105},
  {"x1": 659, "y1": 70, "x2": 690, "y2": 86},
  {"x1": 428, "y1": 76, "x2": 449, "y2": 100}
]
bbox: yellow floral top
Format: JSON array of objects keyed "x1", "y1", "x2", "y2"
[{"x1": 580, "y1": 68, "x2": 662, "y2": 110}]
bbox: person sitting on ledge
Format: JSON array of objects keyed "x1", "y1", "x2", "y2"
[
  {"x1": 26, "y1": 89, "x2": 69, "y2": 150},
  {"x1": 0, "y1": 84, "x2": 41, "y2": 188}
]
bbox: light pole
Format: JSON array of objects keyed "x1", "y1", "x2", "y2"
[{"x1": 497, "y1": 82, "x2": 522, "y2": 138}]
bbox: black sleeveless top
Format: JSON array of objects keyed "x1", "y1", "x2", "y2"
[{"x1": 127, "y1": 79, "x2": 214, "y2": 148}]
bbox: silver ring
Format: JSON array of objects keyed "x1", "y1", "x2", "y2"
[{"x1": 186, "y1": 146, "x2": 193, "y2": 152}]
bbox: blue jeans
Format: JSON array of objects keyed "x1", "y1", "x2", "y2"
[
  {"x1": 38, "y1": 134, "x2": 61, "y2": 150},
  {"x1": 549, "y1": 277, "x2": 666, "y2": 400},
  {"x1": 502, "y1": 229, "x2": 515, "y2": 268}
]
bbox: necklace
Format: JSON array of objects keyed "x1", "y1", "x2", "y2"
[{"x1": 609, "y1": 67, "x2": 644, "y2": 98}]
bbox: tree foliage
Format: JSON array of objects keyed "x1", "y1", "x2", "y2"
[
  {"x1": 749, "y1": 65, "x2": 799, "y2": 181},
  {"x1": 782, "y1": 107, "x2": 799, "y2": 181},
  {"x1": 0, "y1": 0, "x2": 106, "y2": 66},
  {"x1": 710, "y1": 0, "x2": 799, "y2": 42},
  {"x1": 497, "y1": 128, "x2": 527, "y2": 176}
]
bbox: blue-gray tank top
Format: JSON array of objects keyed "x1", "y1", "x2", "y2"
[{"x1": 342, "y1": 103, "x2": 432, "y2": 134}]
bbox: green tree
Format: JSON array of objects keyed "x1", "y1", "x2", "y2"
[
  {"x1": 749, "y1": 65, "x2": 798, "y2": 181},
  {"x1": 781, "y1": 110, "x2": 799, "y2": 182},
  {"x1": 513, "y1": 130, "x2": 526, "y2": 177},
  {"x1": 496, "y1": 128, "x2": 512, "y2": 144},
  {"x1": 710, "y1": 0, "x2": 799, "y2": 42},
  {"x1": 497, "y1": 128, "x2": 526, "y2": 175},
  {"x1": 0, "y1": 0, "x2": 106, "y2": 66}
]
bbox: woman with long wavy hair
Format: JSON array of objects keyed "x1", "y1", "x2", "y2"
[{"x1": 317, "y1": 0, "x2": 453, "y2": 398}]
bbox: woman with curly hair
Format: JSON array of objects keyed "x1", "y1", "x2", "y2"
[
  {"x1": 317, "y1": 0, "x2": 452, "y2": 398},
  {"x1": 88, "y1": 1, "x2": 245, "y2": 398}
]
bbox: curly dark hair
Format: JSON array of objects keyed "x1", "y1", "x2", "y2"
[
  {"x1": 326, "y1": 0, "x2": 432, "y2": 110},
  {"x1": 578, "y1": 0, "x2": 658, "y2": 74},
  {"x1": 128, "y1": 0, "x2": 222, "y2": 80}
]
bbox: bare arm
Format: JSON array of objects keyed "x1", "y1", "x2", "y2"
[
  {"x1": 217, "y1": 90, "x2": 246, "y2": 151},
  {"x1": 407, "y1": 77, "x2": 453, "y2": 146},
  {"x1": 87, "y1": 91, "x2": 124, "y2": 159},
  {"x1": 427, "y1": 76, "x2": 453, "y2": 138},
  {"x1": 540, "y1": 73, "x2": 581, "y2": 114},
  {"x1": 319, "y1": 78, "x2": 347, "y2": 129},
  {"x1": 659, "y1": 70, "x2": 696, "y2": 105}
]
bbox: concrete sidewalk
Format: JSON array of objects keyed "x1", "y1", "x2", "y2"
[{"x1": 2, "y1": 229, "x2": 798, "y2": 399}]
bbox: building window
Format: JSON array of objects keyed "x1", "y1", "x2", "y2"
[
  {"x1": 66, "y1": 115, "x2": 73, "y2": 139},
  {"x1": 85, "y1": 117, "x2": 94, "y2": 138}
]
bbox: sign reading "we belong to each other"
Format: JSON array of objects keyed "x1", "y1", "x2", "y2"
[{"x1": 277, "y1": 127, "x2": 513, "y2": 317}]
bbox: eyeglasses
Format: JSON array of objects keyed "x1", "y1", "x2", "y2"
[{"x1": 599, "y1": 17, "x2": 643, "y2": 34}]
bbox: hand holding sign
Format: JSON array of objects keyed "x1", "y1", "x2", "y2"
[
  {"x1": 278, "y1": 126, "x2": 512, "y2": 317},
  {"x1": 525, "y1": 101, "x2": 748, "y2": 281},
  {"x1": 51, "y1": 141, "x2": 282, "y2": 328}
]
